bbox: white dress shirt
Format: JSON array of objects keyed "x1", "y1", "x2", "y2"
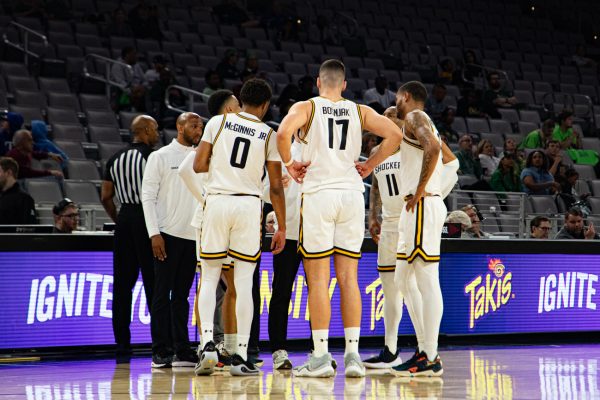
[{"x1": 177, "y1": 150, "x2": 205, "y2": 229}]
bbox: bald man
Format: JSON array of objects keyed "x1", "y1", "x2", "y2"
[
  {"x1": 101, "y1": 115, "x2": 160, "y2": 358},
  {"x1": 142, "y1": 112, "x2": 203, "y2": 368}
]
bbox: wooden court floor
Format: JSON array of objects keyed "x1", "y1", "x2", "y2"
[{"x1": 1, "y1": 345, "x2": 599, "y2": 399}]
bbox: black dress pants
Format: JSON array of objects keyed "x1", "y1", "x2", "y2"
[
  {"x1": 112, "y1": 205, "x2": 154, "y2": 348},
  {"x1": 150, "y1": 232, "x2": 197, "y2": 354}
]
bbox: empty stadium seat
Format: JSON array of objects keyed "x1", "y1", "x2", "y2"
[
  {"x1": 52, "y1": 124, "x2": 87, "y2": 142},
  {"x1": 98, "y1": 141, "x2": 127, "y2": 161},
  {"x1": 573, "y1": 164, "x2": 597, "y2": 181},
  {"x1": 54, "y1": 140, "x2": 86, "y2": 159},
  {"x1": 25, "y1": 180, "x2": 63, "y2": 204},
  {"x1": 64, "y1": 181, "x2": 102, "y2": 205},
  {"x1": 529, "y1": 195, "x2": 558, "y2": 215}
]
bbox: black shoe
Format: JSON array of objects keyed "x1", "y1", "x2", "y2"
[
  {"x1": 363, "y1": 345, "x2": 402, "y2": 369},
  {"x1": 392, "y1": 351, "x2": 443, "y2": 377},
  {"x1": 151, "y1": 351, "x2": 173, "y2": 369},
  {"x1": 247, "y1": 354, "x2": 264, "y2": 367},
  {"x1": 230, "y1": 354, "x2": 260, "y2": 376},
  {"x1": 116, "y1": 344, "x2": 132, "y2": 357},
  {"x1": 194, "y1": 341, "x2": 218, "y2": 376},
  {"x1": 172, "y1": 348, "x2": 199, "y2": 367}
]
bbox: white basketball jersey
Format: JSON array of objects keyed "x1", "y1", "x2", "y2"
[
  {"x1": 373, "y1": 149, "x2": 403, "y2": 222},
  {"x1": 202, "y1": 112, "x2": 279, "y2": 196},
  {"x1": 400, "y1": 110, "x2": 443, "y2": 197},
  {"x1": 299, "y1": 96, "x2": 364, "y2": 194}
]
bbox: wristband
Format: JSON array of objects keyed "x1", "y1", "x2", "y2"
[{"x1": 283, "y1": 158, "x2": 294, "y2": 167}]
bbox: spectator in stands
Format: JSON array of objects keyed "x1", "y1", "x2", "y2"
[
  {"x1": 490, "y1": 153, "x2": 521, "y2": 193},
  {"x1": 242, "y1": 52, "x2": 259, "y2": 76},
  {"x1": 363, "y1": 76, "x2": 396, "y2": 114},
  {"x1": 555, "y1": 208, "x2": 598, "y2": 240},
  {"x1": 455, "y1": 134, "x2": 483, "y2": 178},
  {"x1": 435, "y1": 107, "x2": 460, "y2": 143},
  {"x1": 520, "y1": 150, "x2": 561, "y2": 195},
  {"x1": 129, "y1": 1, "x2": 162, "y2": 40},
  {"x1": 265, "y1": 210, "x2": 276, "y2": 234},
  {"x1": 572, "y1": 44, "x2": 597, "y2": 69},
  {"x1": 482, "y1": 72, "x2": 518, "y2": 119},
  {"x1": 203, "y1": 70, "x2": 225, "y2": 96},
  {"x1": 478, "y1": 139, "x2": 500, "y2": 178},
  {"x1": 461, "y1": 204, "x2": 490, "y2": 238},
  {"x1": 105, "y1": 7, "x2": 133, "y2": 37},
  {"x1": 0, "y1": 157, "x2": 36, "y2": 225},
  {"x1": 31, "y1": 121, "x2": 68, "y2": 170},
  {"x1": 6, "y1": 130, "x2": 63, "y2": 179},
  {"x1": 558, "y1": 168, "x2": 592, "y2": 209},
  {"x1": 149, "y1": 69, "x2": 184, "y2": 128},
  {"x1": 530, "y1": 216, "x2": 551, "y2": 239},
  {"x1": 111, "y1": 47, "x2": 147, "y2": 112},
  {"x1": 425, "y1": 83, "x2": 447, "y2": 122},
  {"x1": 216, "y1": 49, "x2": 241, "y2": 80},
  {"x1": 500, "y1": 137, "x2": 525, "y2": 171},
  {"x1": 461, "y1": 50, "x2": 481, "y2": 85},
  {"x1": 457, "y1": 88, "x2": 487, "y2": 118},
  {"x1": 445, "y1": 210, "x2": 472, "y2": 234},
  {"x1": 545, "y1": 139, "x2": 567, "y2": 178},
  {"x1": 296, "y1": 76, "x2": 316, "y2": 102},
  {"x1": 0, "y1": 114, "x2": 10, "y2": 156},
  {"x1": 438, "y1": 59, "x2": 460, "y2": 85},
  {"x1": 553, "y1": 111, "x2": 581, "y2": 150},
  {"x1": 519, "y1": 119, "x2": 555, "y2": 150},
  {"x1": 52, "y1": 198, "x2": 79, "y2": 233},
  {"x1": 361, "y1": 132, "x2": 378, "y2": 159},
  {"x1": 144, "y1": 55, "x2": 168, "y2": 87}
]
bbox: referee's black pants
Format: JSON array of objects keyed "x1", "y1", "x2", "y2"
[
  {"x1": 268, "y1": 239, "x2": 302, "y2": 352},
  {"x1": 151, "y1": 232, "x2": 196, "y2": 355},
  {"x1": 112, "y1": 205, "x2": 154, "y2": 349}
]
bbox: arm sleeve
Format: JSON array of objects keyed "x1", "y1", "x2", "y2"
[
  {"x1": 178, "y1": 151, "x2": 205, "y2": 203},
  {"x1": 441, "y1": 159, "x2": 459, "y2": 198},
  {"x1": 141, "y1": 152, "x2": 163, "y2": 238}
]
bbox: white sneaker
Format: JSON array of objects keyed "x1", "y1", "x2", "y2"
[
  {"x1": 344, "y1": 352, "x2": 365, "y2": 377},
  {"x1": 292, "y1": 353, "x2": 335, "y2": 378},
  {"x1": 194, "y1": 341, "x2": 218, "y2": 376},
  {"x1": 273, "y1": 349, "x2": 293, "y2": 370}
]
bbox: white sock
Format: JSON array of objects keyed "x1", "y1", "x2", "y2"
[
  {"x1": 344, "y1": 327, "x2": 360, "y2": 355},
  {"x1": 198, "y1": 259, "x2": 222, "y2": 348},
  {"x1": 396, "y1": 260, "x2": 425, "y2": 354},
  {"x1": 380, "y1": 272, "x2": 403, "y2": 354},
  {"x1": 201, "y1": 323, "x2": 214, "y2": 348},
  {"x1": 312, "y1": 329, "x2": 329, "y2": 357},
  {"x1": 414, "y1": 260, "x2": 443, "y2": 362},
  {"x1": 224, "y1": 334, "x2": 237, "y2": 355},
  {"x1": 236, "y1": 334, "x2": 250, "y2": 360}
]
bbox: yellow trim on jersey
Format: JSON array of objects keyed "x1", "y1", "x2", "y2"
[
  {"x1": 397, "y1": 197, "x2": 441, "y2": 264},
  {"x1": 378, "y1": 265, "x2": 396, "y2": 272},
  {"x1": 264, "y1": 128, "x2": 274, "y2": 160},
  {"x1": 356, "y1": 103, "x2": 364, "y2": 132},
  {"x1": 298, "y1": 245, "x2": 335, "y2": 259},
  {"x1": 213, "y1": 114, "x2": 228, "y2": 145},
  {"x1": 298, "y1": 194, "x2": 304, "y2": 245},
  {"x1": 228, "y1": 248, "x2": 261, "y2": 262},
  {"x1": 415, "y1": 198, "x2": 424, "y2": 246},
  {"x1": 200, "y1": 251, "x2": 229, "y2": 259},
  {"x1": 299, "y1": 99, "x2": 315, "y2": 143},
  {"x1": 403, "y1": 137, "x2": 423, "y2": 150},
  {"x1": 236, "y1": 113, "x2": 261, "y2": 123},
  {"x1": 334, "y1": 246, "x2": 361, "y2": 259}
]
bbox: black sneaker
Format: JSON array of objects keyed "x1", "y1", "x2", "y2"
[
  {"x1": 194, "y1": 341, "x2": 218, "y2": 376},
  {"x1": 172, "y1": 348, "x2": 199, "y2": 367},
  {"x1": 363, "y1": 345, "x2": 402, "y2": 369},
  {"x1": 247, "y1": 354, "x2": 264, "y2": 368},
  {"x1": 151, "y1": 351, "x2": 173, "y2": 368},
  {"x1": 230, "y1": 354, "x2": 260, "y2": 376},
  {"x1": 392, "y1": 351, "x2": 443, "y2": 377}
]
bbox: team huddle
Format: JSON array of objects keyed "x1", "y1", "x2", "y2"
[{"x1": 181, "y1": 59, "x2": 458, "y2": 378}]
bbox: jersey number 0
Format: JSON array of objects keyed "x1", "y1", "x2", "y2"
[{"x1": 230, "y1": 137, "x2": 250, "y2": 169}]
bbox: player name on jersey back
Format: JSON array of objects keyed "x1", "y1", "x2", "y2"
[
  {"x1": 374, "y1": 151, "x2": 403, "y2": 222},
  {"x1": 299, "y1": 97, "x2": 364, "y2": 194},
  {"x1": 202, "y1": 112, "x2": 279, "y2": 197}
]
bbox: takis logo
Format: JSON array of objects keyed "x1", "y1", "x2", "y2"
[{"x1": 464, "y1": 258, "x2": 513, "y2": 329}]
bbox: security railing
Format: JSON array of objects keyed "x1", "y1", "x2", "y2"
[
  {"x1": 83, "y1": 54, "x2": 133, "y2": 100},
  {"x1": 2, "y1": 21, "x2": 48, "y2": 66},
  {"x1": 164, "y1": 84, "x2": 209, "y2": 114}
]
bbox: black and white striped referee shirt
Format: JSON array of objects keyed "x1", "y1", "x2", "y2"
[{"x1": 103, "y1": 143, "x2": 153, "y2": 204}]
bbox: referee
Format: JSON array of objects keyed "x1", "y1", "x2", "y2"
[{"x1": 101, "y1": 115, "x2": 160, "y2": 357}]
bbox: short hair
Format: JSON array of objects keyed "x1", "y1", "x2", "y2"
[
  {"x1": 542, "y1": 119, "x2": 555, "y2": 130},
  {"x1": 558, "y1": 110, "x2": 574, "y2": 123},
  {"x1": 12, "y1": 129, "x2": 30, "y2": 146},
  {"x1": 398, "y1": 81, "x2": 428, "y2": 103},
  {"x1": 121, "y1": 46, "x2": 135, "y2": 58},
  {"x1": 239, "y1": 78, "x2": 272, "y2": 107},
  {"x1": 566, "y1": 207, "x2": 584, "y2": 219},
  {"x1": 0, "y1": 157, "x2": 18, "y2": 177},
  {"x1": 207, "y1": 89, "x2": 235, "y2": 117},
  {"x1": 565, "y1": 168, "x2": 579, "y2": 179},
  {"x1": 487, "y1": 71, "x2": 500, "y2": 81},
  {"x1": 319, "y1": 59, "x2": 346, "y2": 87},
  {"x1": 205, "y1": 69, "x2": 221, "y2": 82},
  {"x1": 545, "y1": 139, "x2": 560, "y2": 148},
  {"x1": 530, "y1": 216, "x2": 550, "y2": 232}
]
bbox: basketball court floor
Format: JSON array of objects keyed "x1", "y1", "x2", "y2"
[{"x1": 1, "y1": 344, "x2": 598, "y2": 399}]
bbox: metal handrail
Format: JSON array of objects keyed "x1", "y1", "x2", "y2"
[
  {"x1": 3, "y1": 21, "x2": 48, "y2": 66},
  {"x1": 541, "y1": 91, "x2": 594, "y2": 120},
  {"x1": 83, "y1": 54, "x2": 132, "y2": 99},
  {"x1": 164, "y1": 85, "x2": 209, "y2": 114},
  {"x1": 461, "y1": 63, "x2": 511, "y2": 91}
]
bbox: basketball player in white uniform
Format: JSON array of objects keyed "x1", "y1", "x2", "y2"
[
  {"x1": 192, "y1": 79, "x2": 286, "y2": 376},
  {"x1": 390, "y1": 81, "x2": 446, "y2": 377},
  {"x1": 178, "y1": 90, "x2": 242, "y2": 371},
  {"x1": 278, "y1": 60, "x2": 402, "y2": 378},
  {"x1": 362, "y1": 107, "x2": 458, "y2": 369}
]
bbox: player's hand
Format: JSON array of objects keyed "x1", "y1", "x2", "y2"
[
  {"x1": 270, "y1": 229, "x2": 286, "y2": 254},
  {"x1": 355, "y1": 161, "x2": 373, "y2": 179},
  {"x1": 369, "y1": 219, "x2": 381, "y2": 244},
  {"x1": 286, "y1": 160, "x2": 310, "y2": 183},
  {"x1": 281, "y1": 174, "x2": 291, "y2": 189},
  {"x1": 405, "y1": 192, "x2": 424, "y2": 213},
  {"x1": 584, "y1": 222, "x2": 596, "y2": 240},
  {"x1": 151, "y1": 234, "x2": 167, "y2": 261}
]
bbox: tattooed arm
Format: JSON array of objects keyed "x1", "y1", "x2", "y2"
[
  {"x1": 368, "y1": 145, "x2": 382, "y2": 244},
  {"x1": 405, "y1": 111, "x2": 441, "y2": 212}
]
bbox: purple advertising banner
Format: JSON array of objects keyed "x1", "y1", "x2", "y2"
[{"x1": 0, "y1": 251, "x2": 598, "y2": 349}]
